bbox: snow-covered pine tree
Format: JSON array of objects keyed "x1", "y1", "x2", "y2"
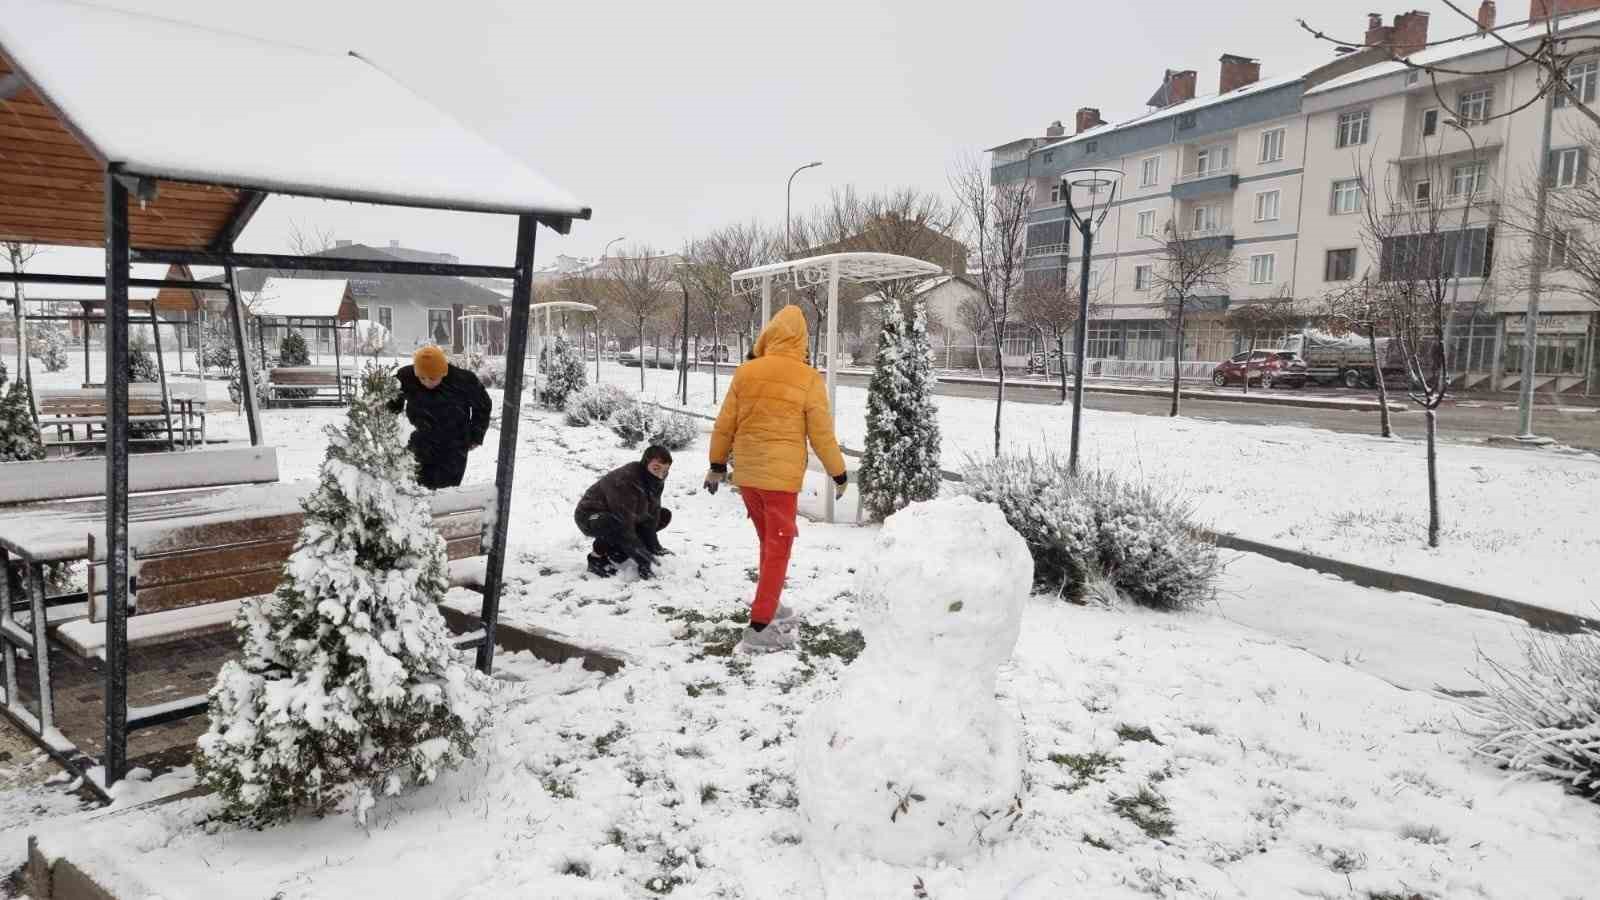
[
  {"x1": 0, "y1": 358, "x2": 44, "y2": 463},
  {"x1": 197, "y1": 365, "x2": 493, "y2": 825},
  {"x1": 279, "y1": 330, "x2": 311, "y2": 366},
  {"x1": 538, "y1": 335, "x2": 588, "y2": 409},
  {"x1": 858, "y1": 297, "x2": 943, "y2": 521}
]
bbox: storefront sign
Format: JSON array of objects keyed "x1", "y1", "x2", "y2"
[{"x1": 1503, "y1": 313, "x2": 1592, "y2": 335}]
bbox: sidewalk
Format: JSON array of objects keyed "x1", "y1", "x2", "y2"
[{"x1": 931, "y1": 372, "x2": 1408, "y2": 412}]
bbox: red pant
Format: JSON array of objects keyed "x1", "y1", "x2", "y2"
[{"x1": 740, "y1": 487, "x2": 798, "y2": 625}]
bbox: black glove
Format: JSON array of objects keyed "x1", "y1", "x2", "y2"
[{"x1": 651, "y1": 547, "x2": 674, "y2": 557}]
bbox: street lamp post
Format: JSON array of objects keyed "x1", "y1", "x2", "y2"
[
  {"x1": 602, "y1": 235, "x2": 625, "y2": 260},
  {"x1": 786, "y1": 161, "x2": 823, "y2": 257},
  {"x1": 1061, "y1": 168, "x2": 1123, "y2": 475}
]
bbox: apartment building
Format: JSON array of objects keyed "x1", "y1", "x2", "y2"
[{"x1": 992, "y1": 1, "x2": 1600, "y2": 394}]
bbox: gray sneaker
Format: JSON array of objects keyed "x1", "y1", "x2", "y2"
[
  {"x1": 734, "y1": 624, "x2": 799, "y2": 654},
  {"x1": 771, "y1": 603, "x2": 799, "y2": 631}
]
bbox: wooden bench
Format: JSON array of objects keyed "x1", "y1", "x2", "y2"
[
  {"x1": 36, "y1": 386, "x2": 205, "y2": 453},
  {"x1": 267, "y1": 366, "x2": 352, "y2": 406},
  {"x1": 0, "y1": 445, "x2": 278, "y2": 507},
  {"x1": 56, "y1": 482, "x2": 497, "y2": 658}
]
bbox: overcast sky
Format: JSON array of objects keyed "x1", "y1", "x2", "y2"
[{"x1": 105, "y1": 0, "x2": 1488, "y2": 267}]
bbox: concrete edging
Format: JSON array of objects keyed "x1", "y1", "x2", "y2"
[{"x1": 934, "y1": 374, "x2": 1405, "y2": 412}]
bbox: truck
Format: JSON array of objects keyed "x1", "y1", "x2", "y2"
[{"x1": 1290, "y1": 329, "x2": 1407, "y2": 389}]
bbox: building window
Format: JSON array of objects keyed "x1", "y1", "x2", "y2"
[
  {"x1": 1457, "y1": 87, "x2": 1493, "y2": 124},
  {"x1": 1191, "y1": 204, "x2": 1222, "y2": 233},
  {"x1": 1421, "y1": 108, "x2": 1439, "y2": 137},
  {"x1": 1249, "y1": 253, "x2": 1276, "y2": 284},
  {"x1": 1504, "y1": 317, "x2": 1591, "y2": 375},
  {"x1": 1085, "y1": 140, "x2": 1099, "y2": 154},
  {"x1": 1086, "y1": 324, "x2": 1121, "y2": 359},
  {"x1": 1125, "y1": 322, "x2": 1167, "y2": 361},
  {"x1": 1194, "y1": 145, "x2": 1230, "y2": 176},
  {"x1": 1325, "y1": 248, "x2": 1357, "y2": 281},
  {"x1": 1134, "y1": 264, "x2": 1153, "y2": 291},
  {"x1": 1380, "y1": 227, "x2": 1495, "y2": 280},
  {"x1": 1336, "y1": 109, "x2": 1370, "y2": 148},
  {"x1": 1042, "y1": 152, "x2": 1054, "y2": 163},
  {"x1": 1450, "y1": 161, "x2": 1488, "y2": 198},
  {"x1": 427, "y1": 308, "x2": 453, "y2": 346},
  {"x1": 377, "y1": 306, "x2": 394, "y2": 333},
  {"x1": 1558, "y1": 59, "x2": 1600, "y2": 107},
  {"x1": 1140, "y1": 155, "x2": 1161, "y2": 187},
  {"x1": 1414, "y1": 180, "x2": 1432, "y2": 203},
  {"x1": 1259, "y1": 128, "x2": 1286, "y2": 163},
  {"x1": 1550, "y1": 147, "x2": 1586, "y2": 187},
  {"x1": 1136, "y1": 209, "x2": 1156, "y2": 238},
  {"x1": 1547, "y1": 229, "x2": 1573, "y2": 269},
  {"x1": 1331, "y1": 179, "x2": 1363, "y2": 214},
  {"x1": 356, "y1": 305, "x2": 370, "y2": 320},
  {"x1": 1254, "y1": 189, "x2": 1281, "y2": 222},
  {"x1": 1049, "y1": 183, "x2": 1062, "y2": 204},
  {"x1": 1407, "y1": 69, "x2": 1423, "y2": 86},
  {"x1": 1177, "y1": 113, "x2": 1196, "y2": 130}
]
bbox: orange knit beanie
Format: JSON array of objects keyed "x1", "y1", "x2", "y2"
[{"x1": 413, "y1": 345, "x2": 448, "y2": 381}]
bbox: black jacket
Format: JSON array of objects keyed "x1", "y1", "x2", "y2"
[
  {"x1": 576, "y1": 461, "x2": 663, "y2": 533},
  {"x1": 388, "y1": 364, "x2": 493, "y2": 456}
]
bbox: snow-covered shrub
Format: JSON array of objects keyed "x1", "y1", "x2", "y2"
[
  {"x1": 1469, "y1": 631, "x2": 1600, "y2": 799},
  {"x1": 858, "y1": 297, "x2": 942, "y2": 522},
  {"x1": 609, "y1": 401, "x2": 699, "y2": 450},
  {"x1": 28, "y1": 325, "x2": 69, "y2": 373},
  {"x1": 126, "y1": 334, "x2": 158, "y2": 383},
  {"x1": 563, "y1": 383, "x2": 630, "y2": 427},
  {"x1": 278, "y1": 330, "x2": 311, "y2": 366},
  {"x1": 960, "y1": 454, "x2": 1218, "y2": 611},
  {"x1": 537, "y1": 336, "x2": 587, "y2": 409},
  {"x1": 196, "y1": 364, "x2": 493, "y2": 825},
  {"x1": 0, "y1": 359, "x2": 43, "y2": 463},
  {"x1": 450, "y1": 352, "x2": 505, "y2": 390}
]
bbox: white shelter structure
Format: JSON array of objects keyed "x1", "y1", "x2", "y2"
[
  {"x1": 731, "y1": 252, "x2": 944, "y2": 522},
  {"x1": 529, "y1": 299, "x2": 599, "y2": 386}
]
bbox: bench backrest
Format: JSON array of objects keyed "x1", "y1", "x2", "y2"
[
  {"x1": 270, "y1": 367, "x2": 340, "y2": 386},
  {"x1": 89, "y1": 483, "x2": 495, "y2": 621},
  {"x1": 0, "y1": 446, "x2": 280, "y2": 506},
  {"x1": 40, "y1": 392, "x2": 165, "y2": 417}
]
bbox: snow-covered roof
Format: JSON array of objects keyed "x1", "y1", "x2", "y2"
[
  {"x1": 251, "y1": 277, "x2": 354, "y2": 319},
  {"x1": 731, "y1": 253, "x2": 945, "y2": 297},
  {"x1": 0, "y1": 246, "x2": 165, "y2": 301},
  {"x1": 1307, "y1": 10, "x2": 1600, "y2": 96},
  {"x1": 0, "y1": 0, "x2": 589, "y2": 218}
]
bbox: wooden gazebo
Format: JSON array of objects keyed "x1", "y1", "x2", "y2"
[{"x1": 0, "y1": 0, "x2": 589, "y2": 791}]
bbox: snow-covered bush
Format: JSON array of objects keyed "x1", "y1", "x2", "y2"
[
  {"x1": 28, "y1": 325, "x2": 69, "y2": 373},
  {"x1": 127, "y1": 334, "x2": 158, "y2": 383},
  {"x1": 858, "y1": 298, "x2": 942, "y2": 522},
  {"x1": 350, "y1": 321, "x2": 390, "y2": 360},
  {"x1": 278, "y1": 330, "x2": 311, "y2": 366},
  {"x1": 450, "y1": 352, "x2": 505, "y2": 390},
  {"x1": 960, "y1": 454, "x2": 1218, "y2": 611},
  {"x1": 0, "y1": 359, "x2": 43, "y2": 463},
  {"x1": 197, "y1": 364, "x2": 493, "y2": 825},
  {"x1": 609, "y1": 401, "x2": 699, "y2": 450},
  {"x1": 563, "y1": 383, "x2": 630, "y2": 427},
  {"x1": 1469, "y1": 631, "x2": 1600, "y2": 799},
  {"x1": 537, "y1": 336, "x2": 587, "y2": 409},
  {"x1": 798, "y1": 497, "x2": 1031, "y2": 864}
]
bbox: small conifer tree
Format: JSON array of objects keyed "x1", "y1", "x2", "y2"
[
  {"x1": 858, "y1": 298, "x2": 943, "y2": 521},
  {"x1": 197, "y1": 365, "x2": 493, "y2": 825},
  {"x1": 0, "y1": 359, "x2": 44, "y2": 463},
  {"x1": 538, "y1": 335, "x2": 588, "y2": 409}
]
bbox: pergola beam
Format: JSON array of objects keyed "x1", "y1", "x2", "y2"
[
  {"x1": 211, "y1": 190, "x2": 267, "y2": 252},
  {"x1": 0, "y1": 272, "x2": 226, "y2": 293},
  {"x1": 130, "y1": 248, "x2": 519, "y2": 280}
]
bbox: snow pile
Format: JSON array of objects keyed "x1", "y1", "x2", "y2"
[
  {"x1": 195, "y1": 365, "x2": 493, "y2": 825},
  {"x1": 858, "y1": 296, "x2": 943, "y2": 521},
  {"x1": 1470, "y1": 630, "x2": 1600, "y2": 798},
  {"x1": 796, "y1": 496, "x2": 1033, "y2": 864}
]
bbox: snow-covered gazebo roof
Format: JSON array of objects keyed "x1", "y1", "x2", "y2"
[
  {"x1": 252, "y1": 277, "x2": 359, "y2": 322},
  {"x1": 731, "y1": 253, "x2": 944, "y2": 297}
]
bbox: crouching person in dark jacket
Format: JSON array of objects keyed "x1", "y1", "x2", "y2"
[
  {"x1": 575, "y1": 445, "x2": 674, "y2": 579},
  {"x1": 387, "y1": 345, "x2": 493, "y2": 489}
]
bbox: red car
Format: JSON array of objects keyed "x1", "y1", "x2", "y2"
[{"x1": 1210, "y1": 350, "x2": 1307, "y2": 388}]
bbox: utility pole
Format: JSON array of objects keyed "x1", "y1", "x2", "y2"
[{"x1": 1516, "y1": 5, "x2": 1565, "y2": 442}]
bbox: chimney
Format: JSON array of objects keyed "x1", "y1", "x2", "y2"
[
  {"x1": 1365, "y1": 11, "x2": 1430, "y2": 57},
  {"x1": 389, "y1": 239, "x2": 401, "y2": 248},
  {"x1": 1219, "y1": 54, "x2": 1261, "y2": 93},
  {"x1": 1168, "y1": 70, "x2": 1197, "y2": 105},
  {"x1": 1074, "y1": 107, "x2": 1104, "y2": 134},
  {"x1": 1532, "y1": 0, "x2": 1600, "y2": 20},
  {"x1": 1477, "y1": 0, "x2": 1496, "y2": 30},
  {"x1": 1044, "y1": 119, "x2": 1065, "y2": 138},
  {"x1": 335, "y1": 239, "x2": 353, "y2": 248}
]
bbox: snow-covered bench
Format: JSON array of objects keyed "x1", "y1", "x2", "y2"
[
  {"x1": 55, "y1": 482, "x2": 497, "y2": 658},
  {"x1": 36, "y1": 386, "x2": 206, "y2": 452},
  {"x1": 0, "y1": 445, "x2": 280, "y2": 507},
  {"x1": 266, "y1": 366, "x2": 352, "y2": 406}
]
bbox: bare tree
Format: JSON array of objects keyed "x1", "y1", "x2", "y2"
[
  {"x1": 681, "y1": 222, "x2": 771, "y2": 400},
  {"x1": 951, "y1": 153, "x2": 1032, "y2": 456},
  {"x1": 1150, "y1": 219, "x2": 1238, "y2": 417},
  {"x1": 1017, "y1": 272, "x2": 1098, "y2": 404},
  {"x1": 606, "y1": 246, "x2": 674, "y2": 393},
  {"x1": 1320, "y1": 274, "x2": 1398, "y2": 437},
  {"x1": 1497, "y1": 129, "x2": 1600, "y2": 310},
  {"x1": 3, "y1": 241, "x2": 40, "y2": 381},
  {"x1": 1223, "y1": 290, "x2": 1306, "y2": 397},
  {"x1": 287, "y1": 222, "x2": 338, "y2": 257}
]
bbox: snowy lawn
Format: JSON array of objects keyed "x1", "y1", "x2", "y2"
[
  {"x1": 17, "y1": 405, "x2": 1600, "y2": 899},
  {"x1": 611, "y1": 361, "x2": 1600, "y2": 619}
]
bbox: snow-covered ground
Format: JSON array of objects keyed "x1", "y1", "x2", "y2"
[
  {"x1": 13, "y1": 401, "x2": 1600, "y2": 899},
  {"x1": 609, "y1": 361, "x2": 1600, "y2": 619}
]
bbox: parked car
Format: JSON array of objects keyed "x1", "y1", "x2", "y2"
[
  {"x1": 1210, "y1": 350, "x2": 1308, "y2": 388},
  {"x1": 619, "y1": 346, "x2": 677, "y2": 369}
]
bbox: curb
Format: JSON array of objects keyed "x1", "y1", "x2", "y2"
[
  {"x1": 645, "y1": 401, "x2": 1594, "y2": 636},
  {"x1": 933, "y1": 375, "x2": 1406, "y2": 413}
]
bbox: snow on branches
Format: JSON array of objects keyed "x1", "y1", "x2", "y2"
[{"x1": 858, "y1": 298, "x2": 942, "y2": 521}]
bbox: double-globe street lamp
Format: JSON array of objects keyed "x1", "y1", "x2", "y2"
[{"x1": 1060, "y1": 168, "x2": 1122, "y2": 474}]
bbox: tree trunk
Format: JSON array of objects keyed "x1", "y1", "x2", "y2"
[
  {"x1": 973, "y1": 331, "x2": 984, "y2": 377},
  {"x1": 712, "y1": 317, "x2": 720, "y2": 404},
  {"x1": 1369, "y1": 330, "x2": 1393, "y2": 438},
  {"x1": 1243, "y1": 334, "x2": 1257, "y2": 395},
  {"x1": 1425, "y1": 407, "x2": 1440, "y2": 548},
  {"x1": 992, "y1": 323, "x2": 1005, "y2": 456},
  {"x1": 638, "y1": 322, "x2": 646, "y2": 393},
  {"x1": 1057, "y1": 331, "x2": 1068, "y2": 405},
  {"x1": 1169, "y1": 302, "x2": 1184, "y2": 417}
]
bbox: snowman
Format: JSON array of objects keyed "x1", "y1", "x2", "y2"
[{"x1": 795, "y1": 495, "x2": 1034, "y2": 865}]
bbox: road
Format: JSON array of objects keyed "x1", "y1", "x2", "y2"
[{"x1": 824, "y1": 371, "x2": 1600, "y2": 451}]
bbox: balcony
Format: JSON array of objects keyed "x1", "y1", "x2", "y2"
[
  {"x1": 1173, "y1": 225, "x2": 1234, "y2": 252},
  {"x1": 1028, "y1": 203, "x2": 1068, "y2": 223},
  {"x1": 1385, "y1": 188, "x2": 1499, "y2": 217},
  {"x1": 1172, "y1": 166, "x2": 1238, "y2": 199},
  {"x1": 1026, "y1": 242, "x2": 1069, "y2": 258}
]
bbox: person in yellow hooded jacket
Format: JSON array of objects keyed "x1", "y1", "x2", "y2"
[{"x1": 704, "y1": 305, "x2": 848, "y2": 654}]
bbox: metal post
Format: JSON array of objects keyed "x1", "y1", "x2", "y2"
[
  {"x1": 0, "y1": 550, "x2": 17, "y2": 713},
  {"x1": 477, "y1": 215, "x2": 538, "y2": 674},
  {"x1": 223, "y1": 264, "x2": 262, "y2": 445},
  {"x1": 332, "y1": 316, "x2": 343, "y2": 404},
  {"x1": 680, "y1": 283, "x2": 690, "y2": 406},
  {"x1": 149, "y1": 302, "x2": 176, "y2": 448},
  {"x1": 81, "y1": 309, "x2": 90, "y2": 383},
  {"x1": 25, "y1": 563, "x2": 53, "y2": 734},
  {"x1": 824, "y1": 260, "x2": 840, "y2": 523},
  {"x1": 1069, "y1": 221, "x2": 1093, "y2": 475},
  {"x1": 103, "y1": 172, "x2": 131, "y2": 787},
  {"x1": 1518, "y1": 49, "x2": 1560, "y2": 439},
  {"x1": 594, "y1": 313, "x2": 601, "y2": 385},
  {"x1": 761, "y1": 275, "x2": 772, "y2": 327}
]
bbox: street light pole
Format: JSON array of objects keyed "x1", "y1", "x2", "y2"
[
  {"x1": 602, "y1": 235, "x2": 625, "y2": 261},
  {"x1": 680, "y1": 282, "x2": 691, "y2": 406},
  {"x1": 1061, "y1": 169, "x2": 1122, "y2": 475},
  {"x1": 1516, "y1": 72, "x2": 1559, "y2": 441},
  {"x1": 786, "y1": 161, "x2": 823, "y2": 257}
]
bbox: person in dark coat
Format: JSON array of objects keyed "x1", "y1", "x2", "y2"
[
  {"x1": 387, "y1": 345, "x2": 493, "y2": 490},
  {"x1": 575, "y1": 445, "x2": 674, "y2": 579}
]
